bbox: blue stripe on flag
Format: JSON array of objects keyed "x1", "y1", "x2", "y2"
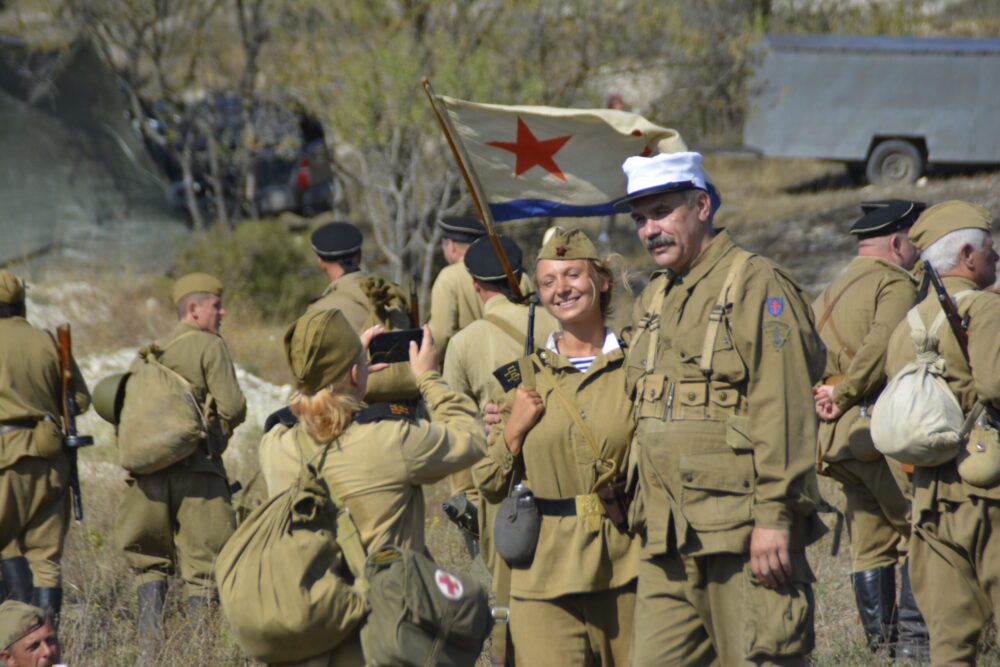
[{"x1": 489, "y1": 200, "x2": 617, "y2": 222}]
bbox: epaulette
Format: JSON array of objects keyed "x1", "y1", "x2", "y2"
[
  {"x1": 355, "y1": 401, "x2": 417, "y2": 424},
  {"x1": 263, "y1": 406, "x2": 298, "y2": 433}
]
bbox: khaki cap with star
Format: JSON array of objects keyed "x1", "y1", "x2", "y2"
[
  {"x1": 536, "y1": 227, "x2": 599, "y2": 262},
  {"x1": 284, "y1": 308, "x2": 362, "y2": 394}
]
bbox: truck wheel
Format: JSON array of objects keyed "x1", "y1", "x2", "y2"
[{"x1": 865, "y1": 140, "x2": 924, "y2": 185}]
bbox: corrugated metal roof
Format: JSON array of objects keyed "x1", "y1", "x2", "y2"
[{"x1": 763, "y1": 33, "x2": 1000, "y2": 55}]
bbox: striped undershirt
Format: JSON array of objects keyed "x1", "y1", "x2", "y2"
[{"x1": 567, "y1": 355, "x2": 597, "y2": 373}]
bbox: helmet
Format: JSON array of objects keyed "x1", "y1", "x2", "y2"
[{"x1": 93, "y1": 373, "x2": 130, "y2": 425}]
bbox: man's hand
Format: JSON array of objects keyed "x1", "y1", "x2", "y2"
[
  {"x1": 502, "y1": 386, "x2": 544, "y2": 456},
  {"x1": 483, "y1": 401, "x2": 501, "y2": 434},
  {"x1": 812, "y1": 385, "x2": 842, "y2": 421},
  {"x1": 408, "y1": 326, "x2": 438, "y2": 377},
  {"x1": 749, "y1": 526, "x2": 792, "y2": 588}
]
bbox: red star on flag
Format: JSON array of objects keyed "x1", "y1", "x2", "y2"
[{"x1": 487, "y1": 117, "x2": 572, "y2": 181}]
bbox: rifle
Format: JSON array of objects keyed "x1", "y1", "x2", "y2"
[
  {"x1": 409, "y1": 284, "x2": 420, "y2": 328},
  {"x1": 923, "y1": 260, "x2": 970, "y2": 354},
  {"x1": 56, "y1": 324, "x2": 93, "y2": 521}
]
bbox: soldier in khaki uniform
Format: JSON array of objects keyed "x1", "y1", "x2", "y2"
[
  {"x1": 0, "y1": 270, "x2": 89, "y2": 621},
  {"x1": 443, "y1": 235, "x2": 558, "y2": 572},
  {"x1": 114, "y1": 273, "x2": 246, "y2": 639},
  {"x1": 0, "y1": 599, "x2": 60, "y2": 667},
  {"x1": 475, "y1": 229, "x2": 639, "y2": 664},
  {"x1": 619, "y1": 152, "x2": 826, "y2": 665},
  {"x1": 884, "y1": 200, "x2": 1000, "y2": 666},
  {"x1": 306, "y1": 221, "x2": 419, "y2": 404},
  {"x1": 428, "y1": 216, "x2": 533, "y2": 358},
  {"x1": 811, "y1": 199, "x2": 928, "y2": 656},
  {"x1": 258, "y1": 309, "x2": 487, "y2": 666}
]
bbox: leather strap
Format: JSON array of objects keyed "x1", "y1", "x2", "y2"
[
  {"x1": 0, "y1": 421, "x2": 37, "y2": 436},
  {"x1": 816, "y1": 267, "x2": 882, "y2": 360},
  {"x1": 535, "y1": 362, "x2": 616, "y2": 491},
  {"x1": 484, "y1": 314, "x2": 526, "y2": 347}
]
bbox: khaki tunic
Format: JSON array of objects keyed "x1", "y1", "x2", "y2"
[
  {"x1": 427, "y1": 262, "x2": 533, "y2": 358},
  {"x1": 474, "y1": 336, "x2": 639, "y2": 664},
  {"x1": 812, "y1": 256, "x2": 916, "y2": 572},
  {"x1": 259, "y1": 371, "x2": 486, "y2": 553},
  {"x1": 441, "y1": 295, "x2": 558, "y2": 508},
  {"x1": 884, "y1": 276, "x2": 1000, "y2": 666},
  {"x1": 0, "y1": 317, "x2": 89, "y2": 586},
  {"x1": 308, "y1": 271, "x2": 418, "y2": 402},
  {"x1": 115, "y1": 321, "x2": 246, "y2": 597},
  {"x1": 622, "y1": 230, "x2": 825, "y2": 664}
]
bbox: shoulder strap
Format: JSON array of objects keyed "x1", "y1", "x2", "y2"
[
  {"x1": 643, "y1": 275, "x2": 670, "y2": 373},
  {"x1": 157, "y1": 329, "x2": 200, "y2": 354},
  {"x1": 816, "y1": 267, "x2": 883, "y2": 334},
  {"x1": 484, "y1": 314, "x2": 525, "y2": 346},
  {"x1": 700, "y1": 250, "x2": 753, "y2": 376},
  {"x1": 535, "y1": 362, "x2": 616, "y2": 490},
  {"x1": 293, "y1": 428, "x2": 368, "y2": 582}
]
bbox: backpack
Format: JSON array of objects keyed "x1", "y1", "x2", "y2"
[
  {"x1": 214, "y1": 431, "x2": 368, "y2": 664},
  {"x1": 217, "y1": 427, "x2": 493, "y2": 665},
  {"x1": 116, "y1": 332, "x2": 210, "y2": 474},
  {"x1": 871, "y1": 291, "x2": 979, "y2": 466}
]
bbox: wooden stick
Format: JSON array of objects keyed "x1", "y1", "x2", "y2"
[{"x1": 422, "y1": 78, "x2": 522, "y2": 299}]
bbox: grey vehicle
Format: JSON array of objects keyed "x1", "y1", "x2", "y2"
[{"x1": 743, "y1": 34, "x2": 1000, "y2": 185}]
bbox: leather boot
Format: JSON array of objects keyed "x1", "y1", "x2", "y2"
[
  {"x1": 31, "y1": 587, "x2": 62, "y2": 628},
  {"x1": 852, "y1": 565, "x2": 897, "y2": 653},
  {"x1": 0, "y1": 557, "x2": 34, "y2": 603},
  {"x1": 896, "y1": 562, "x2": 930, "y2": 662},
  {"x1": 136, "y1": 581, "x2": 167, "y2": 638}
]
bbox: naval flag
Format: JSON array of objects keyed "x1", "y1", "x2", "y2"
[{"x1": 433, "y1": 95, "x2": 688, "y2": 223}]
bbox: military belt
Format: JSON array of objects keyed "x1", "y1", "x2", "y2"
[
  {"x1": 535, "y1": 494, "x2": 606, "y2": 517},
  {"x1": 0, "y1": 420, "x2": 38, "y2": 436}
]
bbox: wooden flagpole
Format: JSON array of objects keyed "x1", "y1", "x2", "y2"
[{"x1": 421, "y1": 78, "x2": 522, "y2": 299}]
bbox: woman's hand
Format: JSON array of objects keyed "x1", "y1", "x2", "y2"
[
  {"x1": 408, "y1": 325, "x2": 439, "y2": 377},
  {"x1": 360, "y1": 325, "x2": 389, "y2": 374},
  {"x1": 502, "y1": 386, "x2": 544, "y2": 456}
]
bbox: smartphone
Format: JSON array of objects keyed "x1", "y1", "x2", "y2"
[{"x1": 369, "y1": 328, "x2": 423, "y2": 364}]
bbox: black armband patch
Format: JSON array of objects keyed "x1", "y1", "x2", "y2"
[
  {"x1": 264, "y1": 406, "x2": 298, "y2": 433},
  {"x1": 493, "y1": 361, "x2": 523, "y2": 392}
]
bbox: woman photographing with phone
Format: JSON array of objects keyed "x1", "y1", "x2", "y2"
[
  {"x1": 257, "y1": 309, "x2": 487, "y2": 665},
  {"x1": 475, "y1": 228, "x2": 639, "y2": 665}
]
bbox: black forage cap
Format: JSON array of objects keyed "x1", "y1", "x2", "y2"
[
  {"x1": 310, "y1": 222, "x2": 363, "y2": 260},
  {"x1": 849, "y1": 199, "x2": 926, "y2": 240},
  {"x1": 464, "y1": 235, "x2": 523, "y2": 281}
]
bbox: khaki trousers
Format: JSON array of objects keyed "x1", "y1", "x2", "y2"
[
  {"x1": 0, "y1": 456, "x2": 69, "y2": 587},
  {"x1": 115, "y1": 465, "x2": 235, "y2": 598},
  {"x1": 510, "y1": 583, "x2": 636, "y2": 666},
  {"x1": 910, "y1": 499, "x2": 1000, "y2": 666},
  {"x1": 631, "y1": 550, "x2": 814, "y2": 667},
  {"x1": 827, "y1": 457, "x2": 911, "y2": 572}
]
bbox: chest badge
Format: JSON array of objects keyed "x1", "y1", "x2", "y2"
[
  {"x1": 766, "y1": 297, "x2": 784, "y2": 317},
  {"x1": 763, "y1": 321, "x2": 791, "y2": 351}
]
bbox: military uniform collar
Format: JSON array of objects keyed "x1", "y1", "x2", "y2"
[
  {"x1": 483, "y1": 294, "x2": 516, "y2": 315},
  {"x1": 941, "y1": 275, "x2": 979, "y2": 294},
  {"x1": 849, "y1": 255, "x2": 917, "y2": 282},
  {"x1": 320, "y1": 269, "x2": 366, "y2": 297},
  {"x1": 672, "y1": 228, "x2": 735, "y2": 289},
  {"x1": 538, "y1": 328, "x2": 624, "y2": 374}
]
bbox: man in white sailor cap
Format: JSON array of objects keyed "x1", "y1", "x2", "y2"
[{"x1": 619, "y1": 151, "x2": 827, "y2": 665}]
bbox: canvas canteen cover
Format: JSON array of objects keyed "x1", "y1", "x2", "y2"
[
  {"x1": 215, "y1": 467, "x2": 368, "y2": 663},
  {"x1": 361, "y1": 545, "x2": 493, "y2": 666},
  {"x1": 116, "y1": 342, "x2": 207, "y2": 473},
  {"x1": 871, "y1": 300, "x2": 972, "y2": 466}
]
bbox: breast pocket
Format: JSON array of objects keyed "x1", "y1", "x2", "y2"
[
  {"x1": 679, "y1": 450, "x2": 754, "y2": 531},
  {"x1": 635, "y1": 373, "x2": 667, "y2": 421}
]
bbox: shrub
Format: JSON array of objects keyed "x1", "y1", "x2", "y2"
[{"x1": 173, "y1": 221, "x2": 326, "y2": 323}]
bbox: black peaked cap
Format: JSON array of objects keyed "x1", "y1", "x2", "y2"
[
  {"x1": 464, "y1": 235, "x2": 523, "y2": 282},
  {"x1": 311, "y1": 222, "x2": 363, "y2": 259},
  {"x1": 850, "y1": 199, "x2": 926, "y2": 240},
  {"x1": 439, "y1": 215, "x2": 486, "y2": 243}
]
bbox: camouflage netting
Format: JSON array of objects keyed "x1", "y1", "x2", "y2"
[{"x1": 0, "y1": 40, "x2": 185, "y2": 273}]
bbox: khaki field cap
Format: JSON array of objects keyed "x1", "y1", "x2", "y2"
[
  {"x1": 908, "y1": 200, "x2": 993, "y2": 251},
  {"x1": 0, "y1": 269, "x2": 25, "y2": 304},
  {"x1": 537, "y1": 227, "x2": 599, "y2": 262},
  {"x1": 0, "y1": 600, "x2": 45, "y2": 650},
  {"x1": 284, "y1": 308, "x2": 362, "y2": 394},
  {"x1": 171, "y1": 272, "x2": 223, "y2": 305}
]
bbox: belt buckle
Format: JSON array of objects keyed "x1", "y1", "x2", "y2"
[{"x1": 575, "y1": 494, "x2": 604, "y2": 516}]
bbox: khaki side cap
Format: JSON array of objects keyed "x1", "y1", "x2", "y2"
[{"x1": 909, "y1": 200, "x2": 992, "y2": 251}]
